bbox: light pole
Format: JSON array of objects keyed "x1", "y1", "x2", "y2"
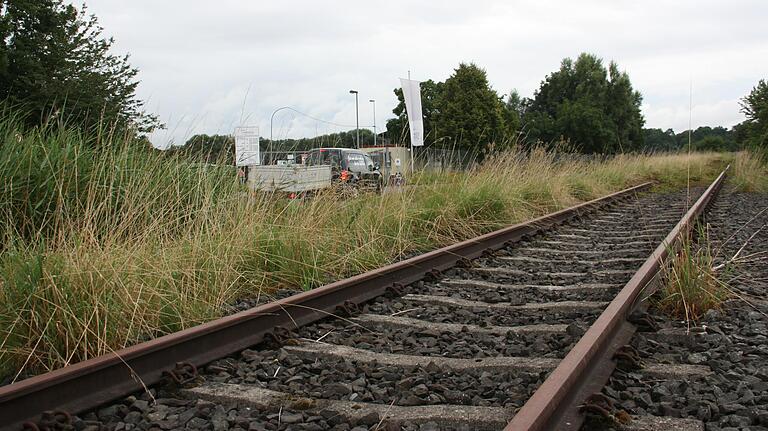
[
  {"x1": 270, "y1": 106, "x2": 291, "y2": 164},
  {"x1": 369, "y1": 99, "x2": 376, "y2": 147},
  {"x1": 349, "y1": 90, "x2": 359, "y2": 149}
]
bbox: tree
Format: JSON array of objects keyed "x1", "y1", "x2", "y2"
[
  {"x1": 386, "y1": 79, "x2": 443, "y2": 147},
  {"x1": 503, "y1": 89, "x2": 523, "y2": 140},
  {"x1": 165, "y1": 134, "x2": 235, "y2": 163},
  {"x1": 735, "y1": 79, "x2": 768, "y2": 148},
  {"x1": 605, "y1": 62, "x2": 644, "y2": 151},
  {"x1": 642, "y1": 126, "x2": 739, "y2": 152},
  {"x1": 434, "y1": 63, "x2": 507, "y2": 152},
  {"x1": 675, "y1": 126, "x2": 737, "y2": 151},
  {"x1": 643, "y1": 128, "x2": 677, "y2": 151},
  {"x1": 0, "y1": 0, "x2": 160, "y2": 136},
  {"x1": 523, "y1": 53, "x2": 644, "y2": 153},
  {"x1": 693, "y1": 135, "x2": 728, "y2": 151}
]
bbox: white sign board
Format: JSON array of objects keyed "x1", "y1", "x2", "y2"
[
  {"x1": 400, "y1": 78, "x2": 424, "y2": 147},
  {"x1": 235, "y1": 126, "x2": 260, "y2": 166}
]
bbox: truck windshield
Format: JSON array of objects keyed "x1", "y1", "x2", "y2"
[{"x1": 306, "y1": 150, "x2": 341, "y2": 167}]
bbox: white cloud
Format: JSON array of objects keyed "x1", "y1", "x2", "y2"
[{"x1": 81, "y1": 0, "x2": 768, "y2": 148}]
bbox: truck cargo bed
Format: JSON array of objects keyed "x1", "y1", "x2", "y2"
[{"x1": 248, "y1": 165, "x2": 332, "y2": 192}]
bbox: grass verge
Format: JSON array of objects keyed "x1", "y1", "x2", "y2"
[
  {"x1": 0, "y1": 117, "x2": 746, "y2": 381},
  {"x1": 730, "y1": 149, "x2": 768, "y2": 192}
]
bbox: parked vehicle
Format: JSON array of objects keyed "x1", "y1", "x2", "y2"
[
  {"x1": 304, "y1": 148, "x2": 384, "y2": 192},
  {"x1": 247, "y1": 147, "x2": 383, "y2": 196}
]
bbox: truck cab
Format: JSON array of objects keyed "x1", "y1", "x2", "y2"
[{"x1": 305, "y1": 148, "x2": 383, "y2": 191}]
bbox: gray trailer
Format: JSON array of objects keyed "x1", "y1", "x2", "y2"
[{"x1": 247, "y1": 164, "x2": 332, "y2": 193}]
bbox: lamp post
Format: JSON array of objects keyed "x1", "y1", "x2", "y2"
[
  {"x1": 349, "y1": 90, "x2": 359, "y2": 148},
  {"x1": 369, "y1": 99, "x2": 376, "y2": 147},
  {"x1": 269, "y1": 106, "x2": 291, "y2": 165}
]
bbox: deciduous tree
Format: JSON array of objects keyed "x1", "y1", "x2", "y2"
[
  {"x1": 735, "y1": 79, "x2": 768, "y2": 148},
  {"x1": 435, "y1": 63, "x2": 507, "y2": 152},
  {"x1": 523, "y1": 53, "x2": 644, "y2": 153},
  {"x1": 0, "y1": 0, "x2": 160, "y2": 136},
  {"x1": 386, "y1": 79, "x2": 443, "y2": 147}
]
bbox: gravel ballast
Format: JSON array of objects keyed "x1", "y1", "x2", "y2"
[
  {"x1": 63, "y1": 189, "x2": 707, "y2": 431},
  {"x1": 584, "y1": 187, "x2": 768, "y2": 431}
]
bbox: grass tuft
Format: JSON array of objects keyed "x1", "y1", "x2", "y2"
[{"x1": 657, "y1": 227, "x2": 730, "y2": 322}]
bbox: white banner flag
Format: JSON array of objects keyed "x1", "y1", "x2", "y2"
[
  {"x1": 235, "y1": 126, "x2": 260, "y2": 166},
  {"x1": 400, "y1": 78, "x2": 424, "y2": 147}
]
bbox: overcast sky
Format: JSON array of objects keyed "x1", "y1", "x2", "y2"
[{"x1": 82, "y1": 1, "x2": 768, "y2": 148}]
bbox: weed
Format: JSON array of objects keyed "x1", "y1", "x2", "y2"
[{"x1": 657, "y1": 227, "x2": 730, "y2": 323}]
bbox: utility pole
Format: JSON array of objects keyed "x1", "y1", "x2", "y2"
[
  {"x1": 269, "y1": 106, "x2": 291, "y2": 164},
  {"x1": 349, "y1": 90, "x2": 359, "y2": 148},
  {"x1": 369, "y1": 99, "x2": 376, "y2": 147}
]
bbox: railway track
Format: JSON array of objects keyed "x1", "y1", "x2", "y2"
[{"x1": 0, "y1": 167, "x2": 728, "y2": 431}]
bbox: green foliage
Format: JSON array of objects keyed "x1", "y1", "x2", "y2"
[
  {"x1": 165, "y1": 134, "x2": 234, "y2": 163},
  {"x1": 503, "y1": 90, "x2": 523, "y2": 137},
  {"x1": 643, "y1": 126, "x2": 738, "y2": 152},
  {"x1": 642, "y1": 128, "x2": 678, "y2": 151},
  {"x1": 264, "y1": 128, "x2": 376, "y2": 151},
  {"x1": 386, "y1": 79, "x2": 444, "y2": 147},
  {"x1": 523, "y1": 53, "x2": 644, "y2": 153},
  {"x1": 693, "y1": 136, "x2": 727, "y2": 151},
  {"x1": 385, "y1": 64, "x2": 515, "y2": 154},
  {"x1": 0, "y1": 115, "x2": 235, "y2": 244},
  {"x1": 0, "y1": 0, "x2": 160, "y2": 135},
  {"x1": 435, "y1": 63, "x2": 508, "y2": 152},
  {"x1": 735, "y1": 79, "x2": 768, "y2": 148}
]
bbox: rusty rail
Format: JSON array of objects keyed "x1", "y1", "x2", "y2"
[
  {"x1": 505, "y1": 166, "x2": 729, "y2": 431},
  {"x1": 0, "y1": 182, "x2": 651, "y2": 430}
]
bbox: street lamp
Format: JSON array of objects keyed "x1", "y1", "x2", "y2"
[
  {"x1": 269, "y1": 106, "x2": 292, "y2": 165},
  {"x1": 349, "y1": 90, "x2": 359, "y2": 149},
  {"x1": 369, "y1": 99, "x2": 376, "y2": 147}
]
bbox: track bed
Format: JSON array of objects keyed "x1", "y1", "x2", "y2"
[
  {"x1": 582, "y1": 187, "x2": 768, "y2": 431},
  {"x1": 63, "y1": 189, "x2": 705, "y2": 431}
]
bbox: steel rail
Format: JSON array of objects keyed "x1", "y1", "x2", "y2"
[
  {"x1": 505, "y1": 166, "x2": 729, "y2": 431},
  {"x1": 0, "y1": 182, "x2": 652, "y2": 430}
]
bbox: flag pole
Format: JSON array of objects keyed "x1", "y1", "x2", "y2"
[{"x1": 408, "y1": 70, "x2": 415, "y2": 177}]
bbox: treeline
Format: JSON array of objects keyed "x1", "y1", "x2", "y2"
[
  {"x1": 386, "y1": 53, "x2": 645, "y2": 155},
  {"x1": 3, "y1": 0, "x2": 766, "y2": 161},
  {"x1": 642, "y1": 78, "x2": 768, "y2": 153},
  {"x1": 643, "y1": 126, "x2": 739, "y2": 152},
  {"x1": 384, "y1": 54, "x2": 767, "y2": 155},
  {"x1": 161, "y1": 55, "x2": 768, "y2": 163},
  {"x1": 163, "y1": 129, "x2": 377, "y2": 164}
]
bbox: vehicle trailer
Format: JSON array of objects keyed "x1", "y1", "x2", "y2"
[
  {"x1": 247, "y1": 147, "x2": 383, "y2": 196},
  {"x1": 247, "y1": 164, "x2": 332, "y2": 193}
]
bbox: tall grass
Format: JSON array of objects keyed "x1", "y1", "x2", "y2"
[
  {"x1": 730, "y1": 149, "x2": 768, "y2": 192},
  {"x1": 0, "y1": 117, "x2": 734, "y2": 381}
]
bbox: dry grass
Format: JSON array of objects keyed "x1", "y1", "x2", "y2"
[
  {"x1": 730, "y1": 150, "x2": 768, "y2": 193},
  {"x1": 0, "y1": 121, "x2": 737, "y2": 380},
  {"x1": 657, "y1": 227, "x2": 730, "y2": 322}
]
